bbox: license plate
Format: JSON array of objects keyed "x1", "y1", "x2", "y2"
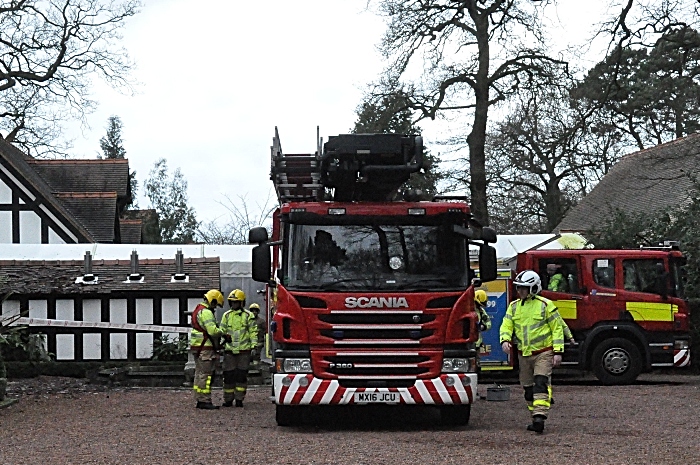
[{"x1": 353, "y1": 391, "x2": 400, "y2": 404}]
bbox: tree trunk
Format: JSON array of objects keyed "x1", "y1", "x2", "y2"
[{"x1": 467, "y1": 13, "x2": 491, "y2": 226}]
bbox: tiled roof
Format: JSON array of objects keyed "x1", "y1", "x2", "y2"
[
  {"x1": 119, "y1": 219, "x2": 143, "y2": 244},
  {"x1": 556, "y1": 133, "x2": 700, "y2": 232},
  {"x1": 0, "y1": 138, "x2": 95, "y2": 242},
  {"x1": 26, "y1": 159, "x2": 129, "y2": 197},
  {"x1": 54, "y1": 192, "x2": 118, "y2": 242},
  {"x1": 0, "y1": 257, "x2": 220, "y2": 294}
]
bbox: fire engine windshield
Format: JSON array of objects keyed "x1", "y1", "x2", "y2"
[{"x1": 284, "y1": 224, "x2": 469, "y2": 291}]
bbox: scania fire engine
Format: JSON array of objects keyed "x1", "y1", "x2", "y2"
[{"x1": 249, "y1": 129, "x2": 498, "y2": 426}]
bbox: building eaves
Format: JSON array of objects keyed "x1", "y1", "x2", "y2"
[
  {"x1": 0, "y1": 257, "x2": 221, "y2": 294},
  {"x1": 0, "y1": 138, "x2": 95, "y2": 242}
]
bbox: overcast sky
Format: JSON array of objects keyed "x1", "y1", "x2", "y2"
[{"x1": 66, "y1": 0, "x2": 609, "y2": 225}]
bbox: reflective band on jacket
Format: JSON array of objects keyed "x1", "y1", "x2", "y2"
[{"x1": 499, "y1": 296, "x2": 565, "y2": 356}]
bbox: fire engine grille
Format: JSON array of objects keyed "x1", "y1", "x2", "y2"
[
  {"x1": 320, "y1": 352, "x2": 434, "y2": 378},
  {"x1": 317, "y1": 310, "x2": 436, "y2": 345},
  {"x1": 320, "y1": 328, "x2": 433, "y2": 341},
  {"x1": 318, "y1": 313, "x2": 436, "y2": 325}
]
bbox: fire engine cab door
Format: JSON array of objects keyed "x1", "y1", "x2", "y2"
[
  {"x1": 586, "y1": 256, "x2": 623, "y2": 326},
  {"x1": 537, "y1": 255, "x2": 585, "y2": 346},
  {"x1": 617, "y1": 257, "x2": 676, "y2": 330}
]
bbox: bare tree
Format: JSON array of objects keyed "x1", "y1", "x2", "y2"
[
  {"x1": 198, "y1": 193, "x2": 276, "y2": 245},
  {"x1": 465, "y1": 76, "x2": 625, "y2": 233},
  {"x1": 370, "y1": 0, "x2": 567, "y2": 225},
  {"x1": 0, "y1": 0, "x2": 141, "y2": 156}
]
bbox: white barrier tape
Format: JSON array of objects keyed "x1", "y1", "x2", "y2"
[{"x1": 15, "y1": 317, "x2": 189, "y2": 334}]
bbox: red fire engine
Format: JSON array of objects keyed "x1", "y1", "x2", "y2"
[
  {"x1": 516, "y1": 246, "x2": 691, "y2": 384},
  {"x1": 249, "y1": 129, "x2": 498, "y2": 426}
]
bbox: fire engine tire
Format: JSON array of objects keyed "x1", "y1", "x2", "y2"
[
  {"x1": 276, "y1": 405, "x2": 302, "y2": 426},
  {"x1": 439, "y1": 405, "x2": 471, "y2": 426},
  {"x1": 591, "y1": 338, "x2": 642, "y2": 385}
]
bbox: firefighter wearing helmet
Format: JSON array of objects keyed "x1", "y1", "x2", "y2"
[
  {"x1": 499, "y1": 270, "x2": 565, "y2": 434},
  {"x1": 248, "y1": 303, "x2": 266, "y2": 364},
  {"x1": 220, "y1": 289, "x2": 258, "y2": 407},
  {"x1": 474, "y1": 290, "x2": 492, "y2": 351},
  {"x1": 191, "y1": 289, "x2": 226, "y2": 409}
]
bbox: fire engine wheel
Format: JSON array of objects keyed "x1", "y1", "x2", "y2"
[
  {"x1": 439, "y1": 405, "x2": 471, "y2": 426},
  {"x1": 591, "y1": 338, "x2": 642, "y2": 385},
  {"x1": 276, "y1": 405, "x2": 301, "y2": 426}
]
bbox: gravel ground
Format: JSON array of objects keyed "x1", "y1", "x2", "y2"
[{"x1": 1, "y1": 373, "x2": 699, "y2": 465}]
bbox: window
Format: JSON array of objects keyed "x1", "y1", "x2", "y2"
[
  {"x1": 623, "y1": 259, "x2": 665, "y2": 294},
  {"x1": 592, "y1": 258, "x2": 615, "y2": 288},
  {"x1": 538, "y1": 258, "x2": 580, "y2": 293}
]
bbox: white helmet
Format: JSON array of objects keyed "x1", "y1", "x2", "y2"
[{"x1": 514, "y1": 270, "x2": 542, "y2": 296}]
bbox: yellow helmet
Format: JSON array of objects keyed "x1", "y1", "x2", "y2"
[
  {"x1": 249, "y1": 303, "x2": 260, "y2": 312},
  {"x1": 204, "y1": 289, "x2": 224, "y2": 307},
  {"x1": 474, "y1": 290, "x2": 488, "y2": 305},
  {"x1": 228, "y1": 289, "x2": 246, "y2": 302}
]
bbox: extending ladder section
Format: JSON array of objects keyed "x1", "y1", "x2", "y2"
[
  {"x1": 270, "y1": 127, "x2": 323, "y2": 203},
  {"x1": 270, "y1": 128, "x2": 424, "y2": 203}
]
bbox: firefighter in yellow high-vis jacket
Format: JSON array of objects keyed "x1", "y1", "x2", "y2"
[
  {"x1": 500, "y1": 270, "x2": 565, "y2": 434},
  {"x1": 220, "y1": 289, "x2": 258, "y2": 407},
  {"x1": 190, "y1": 289, "x2": 225, "y2": 410}
]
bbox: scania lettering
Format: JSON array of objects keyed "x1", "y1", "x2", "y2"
[
  {"x1": 250, "y1": 130, "x2": 498, "y2": 426},
  {"x1": 345, "y1": 297, "x2": 409, "y2": 308}
]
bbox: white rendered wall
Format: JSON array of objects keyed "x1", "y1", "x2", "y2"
[
  {"x1": 0, "y1": 179, "x2": 10, "y2": 203},
  {"x1": 161, "y1": 298, "x2": 180, "y2": 325},
  {"x1": 19, "y1": 210, "x2": 41, "y2": 243},
  {"x1": 1, "y1": 299, "x2": 20, "y2": 318},
  {"x1": 0, "y1": 211, "x2": 11, "y2": 243},
  {"x1": 28, "y1": 300, "x2": 48, "y2": 319},
  {"x1": 110, "y1": 333, "x2": 128, "y2": 359},
  {"x1": 55, "y1": 334, "x2": 74, "y2": 360},
  {"x1": 135, "y1": 299, "x2": 153, "y2": 324},
  {"x1": 55, "y1": 300, "x2": 74, "y2": 321},
  {"x1": 48, "y1": 227, "x2": 66, "y2": 244},
  {"x1": 83, "y1": 299, "x2": 101, "y2": 323},
  {"x1": 136, "y1": 333, "x2": 153, "y2": 359},
  {"x1": 110, "y1": 299, "x2": 127, "y2": 324},
  {"x1": 83, "y1": 333, "x2": 101, "y2": 359}
]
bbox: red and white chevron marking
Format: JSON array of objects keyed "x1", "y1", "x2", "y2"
[
  {"x1": 274, "y1": 374, "x2": 476, "y2": 405},
  {"x1": 674, "y1": 349, "x2": 690, "y2": 367}
]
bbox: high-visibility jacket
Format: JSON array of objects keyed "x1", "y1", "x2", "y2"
[
  {"x1": 220, "y1": 309, "x2": 258, "y2": 353},
  {"x1": 475, "y1": 302, "x2": 492, "y2": 348},
  {"x1": 499, "y1": 295, "x2": 565, "y2": 356},
  {"x1": 548, "y1": 273, "x2": 566, "y2": 292},
  {"x1": 190, "y1": 303, "x2": 223, "y2": 350}
]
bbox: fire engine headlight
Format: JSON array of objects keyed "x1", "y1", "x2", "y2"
[
  {"x1": 675, "y1": 340, "x2": 689, "y2": 350},
  {"x1": 279, "y1": 358, "x2": 312, "y2": 373},
  {"x1": 442, "y1": 358, "x2": 473, "y2": 373}
]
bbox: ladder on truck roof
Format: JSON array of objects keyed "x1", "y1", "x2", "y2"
[
  {"x1": 270, "y1": 128, "x2": 424, "y2": 203},
  {"x1": 270, "y1": 127, "x2": 323, "y2": 203}
]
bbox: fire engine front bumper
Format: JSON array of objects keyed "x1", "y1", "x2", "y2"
[{"x1": 274, "y1": 373, "x2": 477, "y2": 406}]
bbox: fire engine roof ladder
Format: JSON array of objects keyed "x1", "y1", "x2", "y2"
[{"x1": 270, "y1": 126, "x2": 324, "y2": 203}]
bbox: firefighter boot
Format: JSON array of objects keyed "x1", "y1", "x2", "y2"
[
  {"x1": 196, "y1": 401, "x2": 220, "y2": 410},
  {"x1": 235, "y1": 399, "x2": 243, "y2": 408},
  {"x1": 222, "y1": 401, "x2": 234, "y2": 408},
  {"x1": 527, "y1": 415, "x2": 546, "y2": 433}
]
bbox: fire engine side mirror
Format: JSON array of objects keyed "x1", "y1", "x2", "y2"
[
  {"x1": 249, "y1": 227, "x2": 269, "y2": 244},
  {"x1": 481, "y1": 227, "x2": 497, "y2": 243},
  {"x1": 252, "y1": 245, "x2": 271, "y2": 283},
  {"x1": 479, "y1": 245, "x2": 497, "y2": 282}
]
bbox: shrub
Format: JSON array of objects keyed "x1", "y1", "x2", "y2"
[{"x1": 151, "y1": 334, "x2": 188, "y2": 362}]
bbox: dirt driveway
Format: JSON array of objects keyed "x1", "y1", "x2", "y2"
[{"x1": 1, "y1": 373, "x2": 699, "y2": 465}]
